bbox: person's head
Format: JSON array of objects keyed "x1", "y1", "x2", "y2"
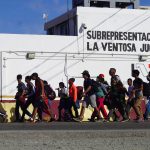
[
  {"x1": 31, "y1": 73, "x2": 38, "y2": 80},
  {"x1": 96, "y1": 76, "x2": 100, "y2": 82},
  {"x1": 109, "y1": 68, "x2": 116, "y2": 77},
  {"x1": 111, "y1": 78, "x2": 117, "y2": 86},
  {"x1": 147, "y1": 71, "x2": 150, "y2": 82},
  {"x1": 132, "y1": 70, "x2": 140, "y2": 78},
  {"x1": 17, "y1": 74, "x2": 22, "y2": 83},
  {"x1": 68, "y1": 78, "x2": 75, "y2": 85},
  {"x1": 43, "y1": 80, "x2": 48, "y2": 85},
  {"x1": 116, "y1": 81, "x2": 123, "y2": 89},
  {"x1": 98, "y1": 74, "x2": 105, "y2": 82},
  {"x1": 81, "y1": 70, "x2": 90, "y2": 79},
  {"x1": 59, "y1": 82, "x2": 66, "y2": 88},
  {"x1": 25, "y1": 76, "x2": 31, "y2": 83},
  {"x1": 127, "y1": 78, "x2": 132, "y2": 86}
]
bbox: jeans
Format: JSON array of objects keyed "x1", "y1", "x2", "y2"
[
  {"x1": 15, "y1": 99, "x2": 32, "y2": 121},
  {"x1": 21, "y1": 97, "x2": 35, "y2": 121},
  {"x1": 144, "y1": 96, "x2": 150, "y2": 119}
]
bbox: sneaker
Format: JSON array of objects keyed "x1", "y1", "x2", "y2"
[
  {"x1": 57, "y1": 118, "x2": 61, "y2": 122},
  {"x1": 114, "y1": 117, "x2": 120, "y2": 122},
  {"x1": 49, "y1": 118, "x2": 56, "y2": 122},
  {"x1": 3, "y1": 115, "x2": 8, "y2": 123},
  {"x1": 121, "y1": 118, "x2": 129, "y2": 122},
  {"x1": 27, "y1": 117, "x2": 35, "y2": 123},
  {"x1": 73, "y1": 117, "x2": 83, "y2": 122},
  {"x1": 88, "y1": 118, "x2": 96, "y2": 122},
  {"x1": 136, "y1": 118, "x2": 144, "y2": 123}
]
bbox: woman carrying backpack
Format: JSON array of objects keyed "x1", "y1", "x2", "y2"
[{"x1": 89, "y1": 76, "x2": 108, "y2": 121}]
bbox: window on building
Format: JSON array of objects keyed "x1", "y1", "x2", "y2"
[
  {"x1": 90, "y1": 1, "x2": 110, "y2": 7},
  {"x1": 47, "y1": 27, "x2": 54, "y2": 35},
  {"x1": 59, "y1": 21, "x2": 69, "y2": 35}
]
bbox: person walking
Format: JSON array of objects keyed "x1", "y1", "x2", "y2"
[
  {"x1": 20, "y1": 76, "x2": 35, "y2": 122},
  {"x1": 129, "y1": 70, "x2": 144, "y2": 122},
  {"x1": 75, "y1": 70, "x2": 100, "y2": 122},
  {"x1": 68, "y1": 78, "x2": 78, "y2": 118},
  {"x1": 15, "y1": 74, "x2": 32, "y2": 122}
]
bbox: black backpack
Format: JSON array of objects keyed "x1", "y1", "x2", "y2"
[
  {"x1": 143, "y1": 82, "x2": 150, "y2": 96},
  {"x1": 76, "y1": 86, "x2": 83, "y2": 100},
  {"x1": 44, "y1": 85, "x2": 56, "y2": 100},
  {"x1": 91, "y1": 79, "x2": 100, "y2": 93}
]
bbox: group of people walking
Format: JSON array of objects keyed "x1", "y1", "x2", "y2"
[{"x1": 13, "y1": 68, "x2": 150, "y2": 123}]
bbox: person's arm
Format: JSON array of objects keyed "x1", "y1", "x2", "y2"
[
  {"x1": 133, "y1": 82, "x2": 143, "y2": 92},
  {"x1": 27, "y1": 83, "x2": 35, "y2": 98},
  {"x1": 73, "y1": 86, "x2": 77, "y2": 102},
  {"x1": 40, "y1": 80, "x2": 45, "y2": 98},
  {"x1": 21, "y1": 83, "x2": 26, "y2": 97},
  {"x1": 83, "y1": 86, "x2": 91, "y2": 96}
]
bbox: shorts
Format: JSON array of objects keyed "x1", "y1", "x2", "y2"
[{"x1": 82, "y1": 94, "x2": 97, "y2": 108}]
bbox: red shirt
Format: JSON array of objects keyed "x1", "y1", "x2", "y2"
[{"x1": 69, "y1": 84, "x2": 77, "y2": 102}]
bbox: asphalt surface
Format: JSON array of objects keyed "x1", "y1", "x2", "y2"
[
  {"x1": 0, "y1": 121, "x2": 150, "y2": 150},
  {"x1": 0, "y1": 120, "x2": 150, "y2": 130}
]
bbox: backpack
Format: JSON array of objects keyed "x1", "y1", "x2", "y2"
[
  {"x1": 143, "y1": 82, "x2": 150, "y2": 96},
  {"x1": 91, "y1": 79, "x2": 100, "y2": 93},
  {"x1": 76, "y1": 86, "x2": 83, "y2": 100},
  {"x1": 44, "y1": 85, "x2": 56, "y2": 100}
]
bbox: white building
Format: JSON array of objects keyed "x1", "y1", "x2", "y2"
[{"x1": 0, "y1": 0, "x2": 150, "y2": 100}]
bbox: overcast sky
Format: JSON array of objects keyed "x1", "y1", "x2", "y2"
[{"x1": 0, "y1": 0, "x2": 149, "y2": 35}]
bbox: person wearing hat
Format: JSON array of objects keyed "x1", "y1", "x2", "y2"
[
  {"x1": 98, "y1": 74, "x2": 109, "y2": 86},
  {"x1": 94, "y1": 76, "x2": 108, "y2": 120},
  {"x1": 98, "y1": 74, "x2": 109, "y2": 93},
  {"x1": 75, "y1": 70, "x2": 100, "y2": 122}
]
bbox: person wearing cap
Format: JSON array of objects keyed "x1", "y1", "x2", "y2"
[
  {"x1": 75, "y1": 70, "x2": 100, "y2": 122},
  {"x1": 94, "y1": 76, "x2": 108, "y2": 120},
  {"x1": 98, "y1": 74, "x2": 109, "y2": 94}
]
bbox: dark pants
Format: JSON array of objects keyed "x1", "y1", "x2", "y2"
[
  {"x1": 58, "y1": 98, "x2": 72, "y2": 120},
  {"x1": 108, "y1": 99, "x2": 127, "y2": 121},
  {"x1": 144, "y1": 96, "x2": 150, "y2": 119},
  {"x1": 15, "y1": 99, "x2": 32, "y2": 121},
  {"x1": 21, "y1": 97, "x2": 35, "y2": 121},
  {"x1": 69, "y1": 99, "x2": 79, "y2": 118},
  {"x1": 116, "y1": 101, "x2": 128, "y2": 119}
]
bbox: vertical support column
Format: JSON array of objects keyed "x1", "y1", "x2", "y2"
[
  {"x1": 84, "y1": 0, "x2": 90, "y2": 7},
  {"x1": 110, "y1": 0, "x2": 116, "y2": 8},
  {"x1": 0, "y1": 52, "x2": 2, "y2": 101},
  {"x1": 131, "y1": 64, "x2": 135, "y2": 76},
  {"x1": 133, "y1": 0, "x2": 139, "y2": 9}
]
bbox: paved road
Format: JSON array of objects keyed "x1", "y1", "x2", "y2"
[
  {"x1": 0, "y1": 120, "x2": 150, "y2": 130},
  {"x1": 0, "y1": 122, "x2": 150, "y2": 150}
]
